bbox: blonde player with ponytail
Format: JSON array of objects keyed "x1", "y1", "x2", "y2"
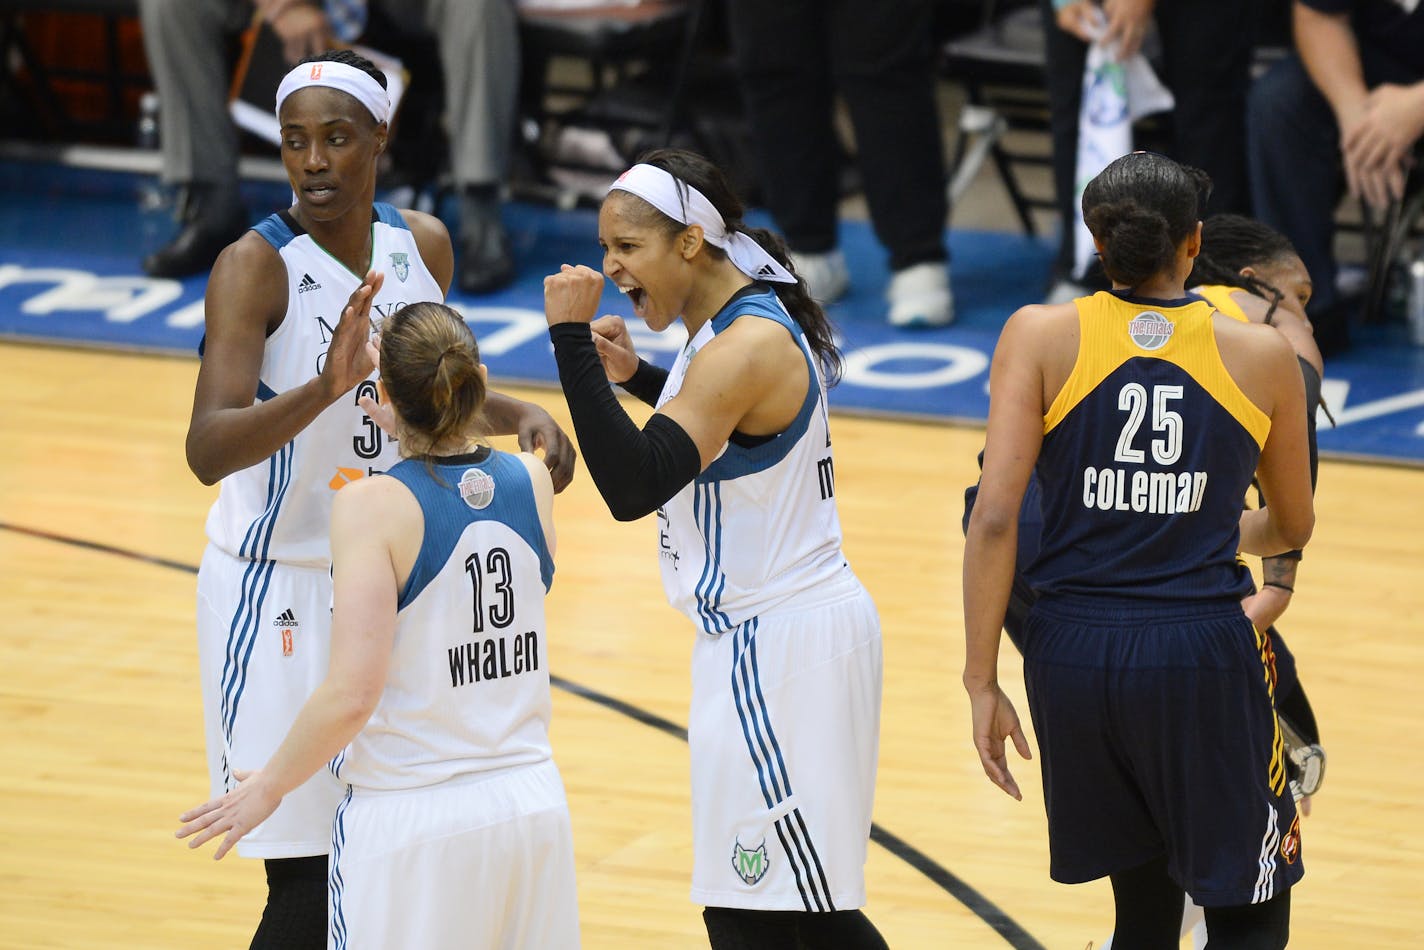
[{"x1": 180, "y1": 302, "x2": 578, "y2": 949}]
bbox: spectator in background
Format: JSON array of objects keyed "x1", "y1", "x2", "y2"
[
  {"x1": 1043, "y1": 0, "x2": 1259, "y2": 296},
  {"x1": 138, "y1": 0, "x2": 521, "y2": 294},
  {"x1": 1248, "y1": 0, "x2": 1424, "y2": 355},
  {"x1": 724, "y1": 0, "x2": 954, "y2": 328}
]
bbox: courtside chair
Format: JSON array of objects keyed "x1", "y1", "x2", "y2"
[{"x1": 940, "y1": 0, "x2": 1052, "y2": 236}]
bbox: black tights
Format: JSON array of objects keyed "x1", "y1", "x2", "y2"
[
  {"x1": 1109, "y1": 857, "x2": 1291, "y2": 950},
  {"x1": 249, "y1": 856, "x2": 327, "y2": 950},
  {"x1": 702, "y1": 907, "x2": 888, "y2": 950}
]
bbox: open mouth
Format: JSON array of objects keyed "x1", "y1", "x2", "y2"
[
  {"x1": 304, "y1": 183, "x2": 336, "y2": 201},
  {"x1": 619, "y1": 284, "x2": 646, "y2": 314}
]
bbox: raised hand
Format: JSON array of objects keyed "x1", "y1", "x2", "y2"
[
  {"x1": 590, "y1": 315, "x2": 641, "y2": 383},
  {"x1": 516, "y1": 405, "x2": 578, "y2": 493},
  {"x1": 320, "y1": 271, "x2": 385, "y2": 401},
  {"x1": 543, "y1": 264, "x2": 605, "y2": 327},
  {"x1": 356, "y1": 332, "x2": 399, "y2": 439}
]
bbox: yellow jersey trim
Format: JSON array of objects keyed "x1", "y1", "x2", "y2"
[
  {"x1": 1043, "y1": 292, "x2": 1270, "y2": 449},
  {"x1": 1195, "y1": 284, "x2": 1250, "y2": 323}
]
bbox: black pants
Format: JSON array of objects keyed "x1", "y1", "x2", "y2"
[
  {"x1": 1039, "y1": 0, "x2": 1258, "y2": 279},
  {"x1": 725, "y1": 0, "x2": 948, "y2": 271}
]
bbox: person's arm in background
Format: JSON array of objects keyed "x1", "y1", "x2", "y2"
[
  {"x1": 1053, "y1": 0, "x2": 1155, "y2": 59},
  {"x1": 1294, "y1": 1, "x2": 1424, "y2": 209},
  {"x1": 256, "y1": 0, "x2": 333, "y2": 64}
]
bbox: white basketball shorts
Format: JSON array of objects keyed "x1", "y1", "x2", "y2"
[
  {"x1": 328, "y1": 759, "x2": 580, "y2": 950},
  {"x1": 196, "y1": 545, "x2": 343, "y2": 858},
  {"x1": 687, "y1": 576, "x2": 882, "y2": 911}
]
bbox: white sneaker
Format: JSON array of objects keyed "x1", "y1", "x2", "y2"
[
  {"x1": 887, "y1": 261, "x2": 954, "y2": 327},
  {"x1": 791, "y1": 249, "x2": 850, "y2": 305}
]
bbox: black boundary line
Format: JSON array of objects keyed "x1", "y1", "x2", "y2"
[{"x1": 3, "y1": 521, "x2": 1047, "y2": 950}]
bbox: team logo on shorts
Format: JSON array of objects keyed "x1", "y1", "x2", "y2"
[
  {"x1": 732, "y1": 838, "x2": 770, "y2": 886},
  {"x1": 389, "y1": 252, "x2": 410, "y2": 282},
  {"x1": 273, "y1": 608, "x2": 298, "y2": 657},
  {"x1": 1127, "y1": 310, "x2": 1173, "y2": 350},
  {"x1": 459, "y1": 468, "x2": 495, "y2": 509},
  {"x1": 1280, "y1": 814, "x2": 1302, "y2": 865}
]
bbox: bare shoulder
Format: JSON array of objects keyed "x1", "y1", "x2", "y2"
[
  {"x1": 398, "y1": 209, "x2": 453, "y2": 296},
  {"x1": 399, "y1": 208, "x2": 450, "y2": 247},
  {"x1": 205, "y1": 231, "x2": 288, "y2": 333},
  {"x1": 1214, "y1": 311, "x2": 1295, "y2": 361},
  {"x1": 998, "y1": 301, "x2": 1078, "y2": 349},
  {"x1": 333, "y1": 472, "x2": 419, "y2": 524},
  {"x1": 515, "y1": 451, "x2": 554, "y2": 493}
]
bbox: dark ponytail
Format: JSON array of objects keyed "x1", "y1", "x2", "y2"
[
  {"x1": 623, "y1": 148, "x2": 844, "y2": 385},
  {"x1": 380, "y1": 301, "x2": 487, "y2": 457},
  {"x1": 1081, "y1": 152, "x2": 1209, "y2": 290}
]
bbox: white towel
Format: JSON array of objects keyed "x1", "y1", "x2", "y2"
[{"x1": 1071, "y1": 14, "x2": 1175, "y2": 279}]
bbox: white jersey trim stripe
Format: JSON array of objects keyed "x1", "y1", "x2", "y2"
[
  {"x1": 728, "y1": 619, "x2": 835, "y2": 911},
  {"x1": 219, "y1": 443, "x2": 293, "y2": 755},
  {"x1": 1252, "y1": 801, "x2": 1281, "y2": 903},
  {"x1": 329, "y1": 786, "x2": 353, "y2": 949}
]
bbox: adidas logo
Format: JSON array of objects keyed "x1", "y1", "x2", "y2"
[
  {"x1": 756, "y1": 264, "x2": 776, "y2": 278},
  {"x1": 273, "y1": 608, "x2": 299, "y2": 627},
  {"x1": 297, "y1": 273, "x2": 321, "y2": 293}
]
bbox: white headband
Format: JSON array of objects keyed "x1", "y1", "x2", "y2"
[
  {"x1": 275, "y1": 60, "x2": 390, "y2": 124},
  {"x1": 609, "y1": 164, "x2": 796, "y2": 284}
]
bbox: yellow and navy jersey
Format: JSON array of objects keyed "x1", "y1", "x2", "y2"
[
  {"x1": 1194, "y1": 284, "x2": 1250, "y2": 323},
  {"x1": 1025, "y1": 291, "x2": 1269, "y2": 601}
]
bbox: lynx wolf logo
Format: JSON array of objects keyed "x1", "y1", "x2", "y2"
[
  {"x1": 732, "y1": 838, "x2": 770, "y2": 886},
  {"x1": 389, "y1": 251, "x2": 410, "y2": 282}
]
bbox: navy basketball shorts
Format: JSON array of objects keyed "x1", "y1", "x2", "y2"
[{"x1": 1021, "y1": 595, "x2": 1304, "y2": 907}]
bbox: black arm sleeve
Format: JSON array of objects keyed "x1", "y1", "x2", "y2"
[
  {"x1": 549, "y1": 323, "x2": 701, "y2": 521},
  {"x1": 618, "y1": 359, "x2": 670, "y2": 407}
]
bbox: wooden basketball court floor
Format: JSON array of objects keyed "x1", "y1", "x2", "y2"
[{"x1": 1, "y1": 339, "x2": 1421, "y2": 949}]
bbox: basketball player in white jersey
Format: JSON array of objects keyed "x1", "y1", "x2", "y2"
[
  {"x1": 179, "y1": 301, "x2": 578, "y2": 949},
  {"x1": 543, "y1": 149, "x2": 886, "y2": 948},
  {"x1": 183, "y1": 51, "x2": 575, "y2": 949}
]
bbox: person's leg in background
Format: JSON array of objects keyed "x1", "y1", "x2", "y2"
[
  {"x1": 1247, "y1": 55, "x2": 1350, "y2": 353},
  {"x1": 725, "y1": 0, "x2": 848, "y2": 304},
  {"x1": 137, "y1": 0, "x2": 249, "y2": 277},
  {"x1": 1154, "y1": 0, "x2": 1258, "y2": 216},
  {"x1": 406, "y1": 0, "x2": 521, "y2": 294},
  {"x1": 831, "y1": 0, "x2": 952, "y2": 327},
  {"x1": 1038, "y1": 0, "x2": 1091, "y2": 295}
]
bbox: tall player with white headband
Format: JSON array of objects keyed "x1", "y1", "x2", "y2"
[
  {"x1": 543, "y1": 148, "x2": 888, "y2": 949},
  {"x1": 180, "y1": 50, "x2": 575, "y2": 950}
]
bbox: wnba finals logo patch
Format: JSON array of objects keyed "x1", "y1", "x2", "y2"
[
  {"x1": 1127, "y1": 310, "x2": 1173, "y2": 350},
  {"x1": 389, "y1": 252, "x2": 409, "y2": 282},
  {"x1": 732, "y1": 839, "x2": 770, "y2": 886},
  {"x1": 459, "y1": 468, "x2": 495, "y2": 510}
]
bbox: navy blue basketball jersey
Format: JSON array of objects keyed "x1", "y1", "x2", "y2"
[{"x1": 1025, "y1": 291, "x2": 1268, "y2": 600}]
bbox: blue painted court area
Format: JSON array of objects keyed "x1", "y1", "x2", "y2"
[{"x1": 5, "y1": 157, "x2": 1424, "y2": 465}]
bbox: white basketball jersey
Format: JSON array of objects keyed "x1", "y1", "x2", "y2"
[
  {"x1": 330, "y1": 449, "x2": 556, "y2": 790},
  {"x1": 656, "y1": 286, "x2": 848, "y2": 633},
  {"x1": 204, "y1": 204, "x2": 444, "y2": 567}
]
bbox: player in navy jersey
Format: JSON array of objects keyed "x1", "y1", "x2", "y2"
[
  {"x1": 965, "y1": 213, "x2": 1330, "y2": 947},
  {"x1": 963, "y1": 152, "x2": 1315, "y2": 949},
  {"x1": 182, "y1": 49, "x2": 575, "y2": 950},
  {"x1": 179, "y1": 301, "x2": 578, "y2": 948},
  {"x1": 543, "y1": 148, "x2": 887, "y2": 949}
]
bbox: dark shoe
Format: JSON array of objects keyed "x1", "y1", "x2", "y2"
[
  {"x1": 457, "y1": 188, "x2": 515, "y2": 295},
  {"x1": 143, "y1": 184, "x2": 247, "y2": 278}
]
